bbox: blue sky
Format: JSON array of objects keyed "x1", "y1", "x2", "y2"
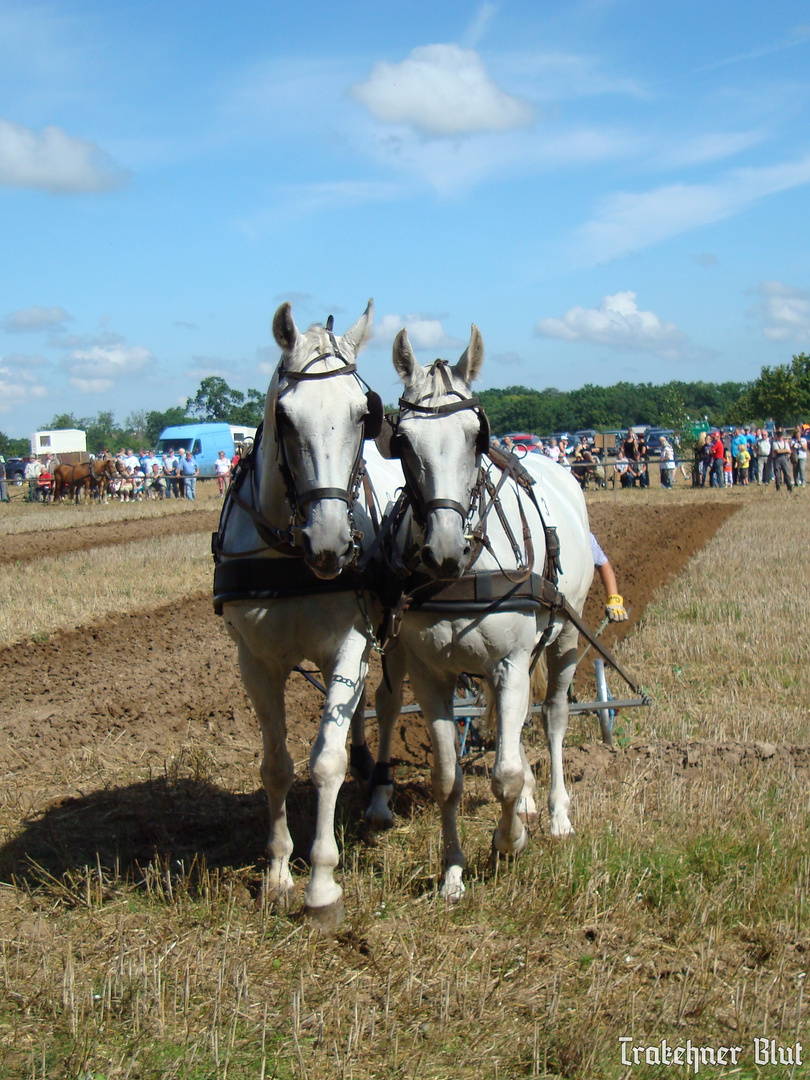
[{"x1": 2, "y1": 0, "x2": 810, "y2": 437}]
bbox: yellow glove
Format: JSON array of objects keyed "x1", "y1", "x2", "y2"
[{"x1": 605, "y1": 594, "x2": 628, "y2": 622}]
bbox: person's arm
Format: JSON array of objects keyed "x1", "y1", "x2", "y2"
[{"x1": 597, "y1": 561, "x2": 628, "y2": 621}]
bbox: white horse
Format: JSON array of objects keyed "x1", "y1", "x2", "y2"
[
  {"x1": 214, "y1": 300, "x2": 383, "y2": 928},
  {"x1": 368, "y1": 326, "x2": 593, "y2": 900}
]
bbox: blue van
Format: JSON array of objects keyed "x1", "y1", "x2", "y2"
[{"x1": 154, "y1": 423, "x2": 256, "y2": 478}]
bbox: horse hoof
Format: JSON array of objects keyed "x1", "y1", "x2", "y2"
[
  {"x1": 492, "y1": 823, "x2": 528, "y2": 858},
  {"x1": 365, "y1": 811, "x2": 395, "y2": 832},
  {"x1": 439, "y1": 867, "x2": 465, "y2": 902},
  {"x1": 304, "y1": 899, "x2": 346, "y2": 932},
  {"x1": 549, "y1": 819, "x2": 575, "y2": 839}
]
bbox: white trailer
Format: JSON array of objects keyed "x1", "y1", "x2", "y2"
[{"x1": 30, "y1": 429, "x2": 88, "y2": 461}]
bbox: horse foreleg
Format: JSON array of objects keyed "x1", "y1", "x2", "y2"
[
  {"x1": 236, "y1": 644, "x2": 295, "y2": 902},
  {"x1": 366, "y1": 642, "x2": 407, "y2": 829},
  {"x1": 517, "y1": 740, "x2": 539, "y2": 825},
  {"x1": 490, "y1": 657, "x2": 531, "y2": 858},
  {"x1": 543, "y1": 622, "x2": 579, "y2": 837},
  {"x1": 305, "y1": 629, "x2": 369, "y2": 926},
  {"x1": 349, "y1": 689, "x2": 374, "y2": 783},
  {"x1": 409, "y1": 661, "x2": 466, "y2": 901}
]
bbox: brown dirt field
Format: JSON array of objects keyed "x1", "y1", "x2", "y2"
[
  {"x1": 0, "y1": 497, "x2": 746, "y2": 881},
  {"x1": 0, "y1": 507, "x2": 219, "y2": 565}
]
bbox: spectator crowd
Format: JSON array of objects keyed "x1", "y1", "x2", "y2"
[
  {"x1": 498, "y1": 425, "x2": 808, "y2": 493},
  {"x1": 2, "y1": 444, "x2": 243, "y2": 504}
]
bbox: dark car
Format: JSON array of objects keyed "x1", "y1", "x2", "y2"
[
  {"x1": 4, "y1": 457, "x2": 26, "y2": 484},
  {"x1": 645, "y1": 429, "x2": 676, "y2": 456}
]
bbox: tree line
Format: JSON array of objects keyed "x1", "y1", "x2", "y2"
[{"x1": 2, "y1": 355, "x2": 809, "y2": 459}]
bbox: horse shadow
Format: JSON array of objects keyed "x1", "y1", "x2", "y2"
[{"x1": 0, "y1": 773, "x2": 434, "y2": 890}]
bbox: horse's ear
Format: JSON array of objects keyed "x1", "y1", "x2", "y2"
[
  {"x1": 392, "y1": 328, "x2": 420, "y2": 381},
  {"x1": 455, "y1": 324, "x2": 484, "y2": 384},
  {"x1": 273, "y1": 302, "x2": 298, "y2": 352},
  {"x1": 341, "y1": 299, "x2": 374, "y2": 356}
]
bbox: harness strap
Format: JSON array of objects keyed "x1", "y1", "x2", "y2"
[{"x1": 213, "y1": 558, "x2": 366, "y2": 615}]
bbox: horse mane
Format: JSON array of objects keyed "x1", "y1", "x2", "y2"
[{"x1": 403, "y1": 359, "x2": 467, "y2": 410}]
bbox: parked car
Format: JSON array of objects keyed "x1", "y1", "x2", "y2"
[
  {"x1": 4, "y1": 457, "x2": 26, "y2": 484},
  {"x1": 500, "y1": 433, "x2": 540, "y2": 456},
  {"x1": 645, "y1": 428, "x2": 676, "y2": 456},
  {"x1": 573, "y1": 429, "x2": 597, "y2": 447}
]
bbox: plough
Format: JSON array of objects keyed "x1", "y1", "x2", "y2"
[{"x1": 294, "y1": 612, "x2": 650, "y2": 753}]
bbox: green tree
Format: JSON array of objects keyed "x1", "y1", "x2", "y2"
[
  {"x1": 0, "y1": 431, "x2": 30, "y2": 457},
  {"x1": 186, "y1": 377, "x2": 245, "y2": 422},
  {"x1": 144, "y1": 406, "x2": 189, "y2": 445},
  {"x1": 229, "y1": 388, "x2": 265, "y2": 428},
  {"x1": 734, "y1": 353, "x2": 810, "y2": 426}
]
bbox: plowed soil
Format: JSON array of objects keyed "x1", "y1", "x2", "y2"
[{"x1": 0, "y1": 497, "x2": 754, "y2": 880}]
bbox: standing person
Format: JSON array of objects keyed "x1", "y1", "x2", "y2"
[
  {"x1": 747, "y1": 427, "x2": 760, "y2": 484},
  {"x1": 791, "y1": 426, "x2": 807, "y2": 487},
  {"x1": 162, "y1": 448, "x2": 179, "y2": 498},
  {"x1": 695, "y1": 432, "x2": 711, "y2": 487},
  {"x1": 736, "y1": 440, "x2": 751, "y2": 485},
  {"x1": 635, "y1": 432, "x2": 650, "y2": 488},
  {"x1": 756, "y1": 429, "x2": 772, "y2": 485},
  {"x1": 710, "y1": 432, "x2": 725, "y2": 488},
  {"x1": 621, "y1": 430, "x2": 638, "y2": 462},
  {"x1": 659, "y1": 437, "x2": 676, "y2": 488},
  {"x1": 180, "y1": 449, "x2": 199, "y2": 500},
  {"x1": 771, "y1": 429, "x2": 794, "y2": 493},
  {"x1": 215, "y1": 450, "x2": 231, "y2": 497},
  {"x1": 730, "y1": 428, "x2": 747, "y2": 485},
  {"x1": 0, "y1": 456, "x2": 8, "y2": 503},
  {"x1": 723, "y1": 449, "x2": 733, "y2": 487},
  {"x1": 24, "y1": 455, "x2": 43, "y2": 501}
]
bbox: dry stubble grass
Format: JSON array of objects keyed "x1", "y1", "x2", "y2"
[
  {"x1": 0, "y1": 533, "x2": 212, "y2": 645},
  {"x1": 605, "y1": 486, "x2": 810, "y2": 746},
  {"x1": 0, "y1": 486, "x2": 808, "y2": 1079}
]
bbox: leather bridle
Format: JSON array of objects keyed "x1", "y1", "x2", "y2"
[{"x1": 389, "y1": 359, "x2": 490, "y2": 529}]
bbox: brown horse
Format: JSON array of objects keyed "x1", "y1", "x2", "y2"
[{"x1": 53, "y1": 458, "x2": 117, "y2": 503}]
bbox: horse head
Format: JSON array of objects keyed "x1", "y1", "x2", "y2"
[
  {"x1": 385, "y1": 324, "x2": 487, "y2": 579},
  {"x1": 261, "y1": 299, "x2": 380, "y2": 579}
]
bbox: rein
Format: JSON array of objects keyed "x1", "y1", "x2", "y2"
[{"x1": 383, "y1": 397, "x2": 646, "y2": 698}]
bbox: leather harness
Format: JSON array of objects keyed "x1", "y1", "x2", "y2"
[{"x1": 212, "y1": 376, "x2": 646, "y2": 697}]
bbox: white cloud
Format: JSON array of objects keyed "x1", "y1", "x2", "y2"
[
  {"x1": 756, "y1": 281, "x2": 810, "y2": 342},
  {"x1": 373, "y1": 314, "x2": 463, "y2": 352},
  {"x1": 463, "y1": 3, "x2": 499, "y2": 49},
  {"x1": 653, "y1": 131, "x2": 763, "y2": 170},
  {"x1": 0, "y1": 118, "x2": 128, "y2": 194},
  {"x1": 1, "y1": 351, "x2": 49, "y2": 368},
  {"x1": 503, "y1": 50, "x2": 644, "y2": 102},
  {"x1": 574, "y1": 155, "x2": 810, "y2": 264},
  {"x1": 0, "y1": 362, "x2": 48, "y2": 411},
  {"x1": 64, "y1": 344, "x2": 154, "y2": 393},
  {"x1": 3, "y1": 305, "x2": 70, "y2": 332},
  {"x1": 352, "y1": 44, "x2": 534, "y2": 136},
  {"x1": 536, "y1": 291, "x2": 684, "y2": 353}
]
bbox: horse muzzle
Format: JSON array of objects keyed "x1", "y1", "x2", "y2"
[
  {"x1": 300, "y1": 502, "x2": 355, "y2": 579},
  {"x1": 421, "y1": 509, "x2": 471, "y2": 579}
]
